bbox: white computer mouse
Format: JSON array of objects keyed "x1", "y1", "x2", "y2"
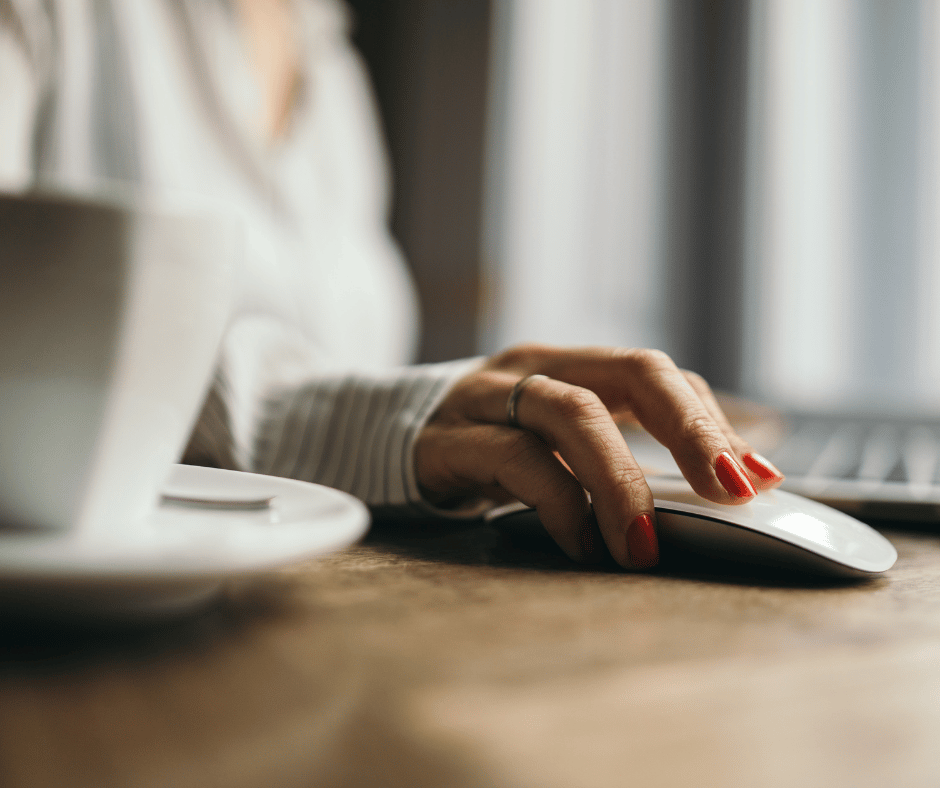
[{"x1": 485, "y1": 475, "x2": 898, "y2": 577}]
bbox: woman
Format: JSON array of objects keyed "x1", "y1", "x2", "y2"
[{"x1": 0, "y1": 0, "x2": 783, "y2": 570}]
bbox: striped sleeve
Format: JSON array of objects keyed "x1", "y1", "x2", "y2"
[
  {"x1": 253, "y1": 358, "x2": 484, "y2": 512},
  {"x1": 186, "y1": 357, "x2": 485, "y2": 515}
]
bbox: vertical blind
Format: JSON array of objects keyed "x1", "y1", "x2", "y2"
[
  {"x1": 484, "y1": 0, "x2": 940, "y2": 416},
  {"x1": 482, "y1": 0, "x2": 669, "y2": 356}
]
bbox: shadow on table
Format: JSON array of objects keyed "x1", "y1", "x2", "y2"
[
  {"x1": 366, "y1": 516, "x2": 880, "y2": 591},
  {"x1": 0, "y1": 575, "x2": 306, "y2": 669}
]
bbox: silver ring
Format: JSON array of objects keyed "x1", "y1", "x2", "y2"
[{"x1": 506, "y1": 374, "x2": 549, "y2": 427}]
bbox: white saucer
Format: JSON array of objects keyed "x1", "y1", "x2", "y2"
[{"x1": 0, "y1": 465, "x2": 370, "y2": 619}]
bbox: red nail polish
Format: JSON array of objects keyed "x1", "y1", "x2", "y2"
[
  {"x1": 715, "y1": 452, "x2": 756, "y2": 499},
  {"x1": 627, "y1": 513, "x2": 659, "y2": 568},
  {"x1": 743, "y1": 452, "x2": 785, "y2": 483}
]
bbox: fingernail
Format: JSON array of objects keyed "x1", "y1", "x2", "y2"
[
  {"x1": 715, "y1": 451, "x2": 756, "y2": 499},
  {"x1": 742, "y1": 452, "x2": 785, "y2": 483},
  {"x1": 627, "y1": 513, "x2": 659, "y2": 568}
]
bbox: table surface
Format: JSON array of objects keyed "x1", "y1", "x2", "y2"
[{"x1": 1, "y1": 513, "x2": 939, "y2": 788}]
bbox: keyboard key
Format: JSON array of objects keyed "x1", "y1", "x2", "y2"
[{"x1": 858, "y1": 425, "x2": 901, "y2": 482}]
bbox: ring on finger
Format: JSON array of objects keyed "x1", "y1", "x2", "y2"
[{"x1": 506, "y1": 374, "x2": 549, "y2": 428}]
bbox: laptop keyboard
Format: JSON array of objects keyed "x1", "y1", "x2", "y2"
[
  {"x1": 626, "y1": 414, "x2": 940, "y2": 518},
  {"x1": 771, "y1": 420, "x2": 936, "y2": 482},
  {"x1": 768, "y1": 417, "x2": 940, "y2": 512}
]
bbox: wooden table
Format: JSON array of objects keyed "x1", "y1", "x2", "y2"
[{"x1": 1, "y1": 515, "x2": 939, "y2": 788}]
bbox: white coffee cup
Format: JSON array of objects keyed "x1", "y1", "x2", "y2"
[{"x1": 0, "y1": 190, "x2": 235, "y2": 534}]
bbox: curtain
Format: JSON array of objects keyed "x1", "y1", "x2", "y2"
[
  {"x1": 481, "y1": 0, "x2": 669, "y2": 355},
  {"x1": 746, "y1": 0, "x2": 934, "y2": 412},
  {"x1": 484, "y1": 0, "x2": 940, "y2": 416}
]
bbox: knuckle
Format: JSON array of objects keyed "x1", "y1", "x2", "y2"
[
  {"x1": 610, "y1": 462, "x2": 647, "y2": 492},
  {"x1": 621, "y1": 347, "x2": 677, "y2": 378},
  {"x1": 678, "y1": 414, "x2": 723, "y2": 447},
  {"x1": 594, "y1": 463, "x2": 647, "y2": 506},
  {"x1": 682, "y1": 369, "x2": 708, "y2": 390},
  {"x1": 548, "y1": 385, "x2": 605, "y2": 423}
]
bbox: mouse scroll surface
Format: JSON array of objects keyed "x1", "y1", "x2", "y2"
[
  {"x1": 486, "y1": 477, "x2": 898, "y2": 577},
  {"x1": 648, "y1": 476, "x2": 897, "y2": 576}
]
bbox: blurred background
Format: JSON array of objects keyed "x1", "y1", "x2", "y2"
[{"x1": 349, "y1": 0, "x2": 940, "y2": 417}]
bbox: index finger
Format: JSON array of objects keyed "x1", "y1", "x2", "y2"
[{"x1": 492, "y1": 346, "x2": 760, "y2": 504}]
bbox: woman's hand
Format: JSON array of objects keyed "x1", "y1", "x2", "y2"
[{"x1": 414, "y1": 345, "x2": 784, "y2": 570}]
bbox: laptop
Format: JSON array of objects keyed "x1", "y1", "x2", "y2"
[{"x1": 626, "y1": 407, "x2": 940, "y2": 523}]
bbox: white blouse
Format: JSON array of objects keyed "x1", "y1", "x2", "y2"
[{"x1": 0, "y1": 0, "x2": 480, "y2": 512}]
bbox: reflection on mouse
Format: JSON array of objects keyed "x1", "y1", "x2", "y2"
[{"x1": 485, "y1": 476, "x2": 898, "y2": 577}]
